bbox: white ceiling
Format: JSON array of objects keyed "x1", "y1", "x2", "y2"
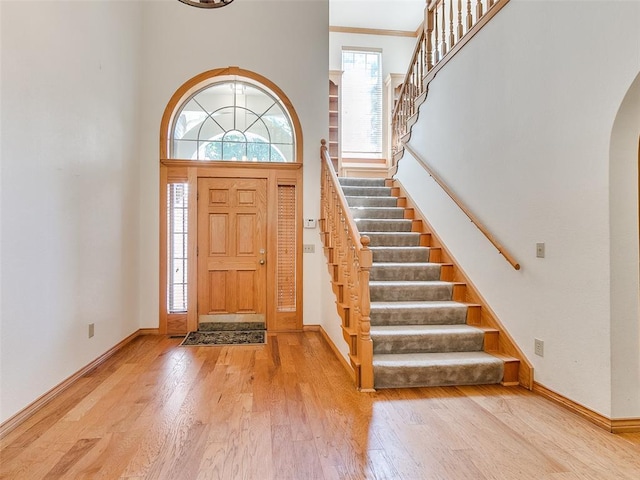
[{"x1": 330, "y1": 0, "x2": 426, "y2": 32}]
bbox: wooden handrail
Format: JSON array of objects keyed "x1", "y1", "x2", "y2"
[
  {"x1": 319, "y1": 140, "x2": 374, "y2": 391},
  {"x1": 321, "y1": 140, "x2": 364, "y2": 249},
  {"x1": 403, "y1": 142, "x2": 521, "y2": 270}
]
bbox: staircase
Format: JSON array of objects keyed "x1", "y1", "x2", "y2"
[{"x1": 339, "y1": 176, "x2": 516, "y2": 389}]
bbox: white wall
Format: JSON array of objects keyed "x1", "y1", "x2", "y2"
[
  {"x1": 0, "y1": 1, "x2": 143, "y2": 423},
  {"x1": 136, "y1": 0, "x2": 330, "y2": 331},
  {"x1": 395, "y1": 0, "x2": 640, "y2": 417}
]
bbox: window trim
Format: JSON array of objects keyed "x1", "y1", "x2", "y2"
[
  {"x1": 160, "y1": 66, "x2": 303, "y2": 164},
  {"x1": 171, "y1": 80, "x2": 295, "y2": 162}
]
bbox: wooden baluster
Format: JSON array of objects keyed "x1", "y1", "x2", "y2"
[
  {"x1": 457, "y1": 0, "x2": 464, "y2": 40},
  {"x1": 412, "y1": 67, "x2": 417, "y2": 110},
  {"x1": 467, "y1": 0, "x2": 473, "y2": 29},
  {"x1": 441, "y1": 1, "x2": 448, "y2": 57},
  {"x1": 358, "y1": 235, "x2": 374, "y2": 391},
  {"x1": 418, "y1": 38, "x2": 424, "y2": 92},
  {"x1": 488, "y1": 0, "x2": 495, "y2": 8},
  {"x1": 449, "y1": 0, "x2": 455, "y2": 48},
  {"x1": 476, "y1": 0, "x2": 483, "y2": 19},
  {"x1": 426, "y1": 7, "x2": 434, "y2": 69},
  {"x1": 434, "y1": 3, "x2": 440, "y2": 63}
]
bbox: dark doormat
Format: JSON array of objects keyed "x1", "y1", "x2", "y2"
[{"x1": 180, "y1": 330, "x2": 266, "y2": 346}]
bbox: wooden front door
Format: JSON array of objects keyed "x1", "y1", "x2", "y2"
[{"x1": 197, "y1": 177, "x2": 267, "y2": 321}]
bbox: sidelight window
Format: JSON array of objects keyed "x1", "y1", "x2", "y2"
[{"x1": 168, "y1": 183, "x2": 189, "y2": 313}]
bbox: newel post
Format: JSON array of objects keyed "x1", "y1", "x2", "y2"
[{"x1": 357, "y1": 235, "x2": 375, "y2": 391}]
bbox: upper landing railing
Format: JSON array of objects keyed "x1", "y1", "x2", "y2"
[{"x1": 392, "y1": 0, "x2": 511, "y2": 155}]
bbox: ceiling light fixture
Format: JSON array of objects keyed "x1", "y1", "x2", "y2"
[{"x1": 178, "y1": 0, "x2": 235, "y2": 9}]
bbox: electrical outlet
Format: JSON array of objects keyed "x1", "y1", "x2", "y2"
[
  {"x1": 536, "y1": 242, "x2": 545, "y2": 258},
  {"x1": 304, "y1": 218, "x2": 317, "y2": 229},
  {"x1": 534, "y1": 338, "x2": 544, "y2": 357},
  {"x1": 88, "y1": 323, "x2": 95, "y2": 338},
  {"x1": 303, "y1": 244, "x2": 315, "y2": 253}
]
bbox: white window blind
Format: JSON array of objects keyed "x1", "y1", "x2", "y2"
[
  {"x1": 341, "y1": 49, "x2": 382, "y2": 158},
  {"x1": 168, "y1": 183, "x2": 188, "y2": 313}
]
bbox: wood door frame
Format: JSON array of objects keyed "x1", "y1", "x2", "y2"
[{"x1": 160, "y1": 160, "x2": 303, "y2": 334}]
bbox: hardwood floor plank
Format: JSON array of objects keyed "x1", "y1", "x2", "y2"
[
  {"x1": 1, "y1": 332, "x2": 638, "y2": 480},
  {"x1": 42, "y1": 437, "x2": 101, "y2": 479},
  {"x1": 292, "y1": 439, "x2": 324, "y2": 480},
  {"x1": 270, "y1": 424, "x2": 296, "y2": 480}
]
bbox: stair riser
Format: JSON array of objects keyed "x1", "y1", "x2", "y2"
[
  {"x1": 346, "y1": 196, "x2": 397, "y2": 207},
  {"x1": 371, "y1": 248, "x2": 430, "y2": 262},
  {"x1": 369, "y1": 284, "x2": 453, "y2": 302},
  {"x1": 351, "y1": 208, "x2": 405, "y2": 219},
  {"x1": 373, "y1": 362, "x2": 504, "y2": 389},
  {"x1": 356, "y1": 220, "x2": 413, "y2": 232},
  {"x1": 372, "y1": 332, "x2": 484, "y2": 354},
  {"x1": 365, "y1": 233, "x2": 421, "y2": 247},
  {"x1": 370, "y1": 265, "x2": 440, "y2": 281},
  {"x1": 370, "y1": 307, "x2": 468, "y2": 326}
]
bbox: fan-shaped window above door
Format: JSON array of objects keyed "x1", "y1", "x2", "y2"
[{"x1": 170, "y1": 78, "x2": 296, "y2": 162}]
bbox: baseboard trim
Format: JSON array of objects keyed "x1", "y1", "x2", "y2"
[
  {"x1": 533, "y1": 382, "x2": 640, "y2": 433},
  {"x1": 611, "y1": 418, "x2": 640, "y2": 434},
  {"x1": 138, "y1": 327, "x2": 160, "y2": 335},
  {"x1": 0, "y1": 329, "x2": 151, "y2": 440},
  {"x1": 315, "y1": 325, "x2": 355, "y2": 382}
]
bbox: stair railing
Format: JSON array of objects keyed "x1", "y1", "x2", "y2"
[
  {"x1": 391, "y1": 28, "x2": 428, "y2": 159},
  {"x1": 319, "y1": 139, "x2": 375, "y2": 391},
  {"x1": 392, "y1": 0, "x2": 511, "y2": 157}
]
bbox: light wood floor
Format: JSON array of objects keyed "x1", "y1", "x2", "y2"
[{"x1": 1, "y1": 332, "x2": 638, "y2": 480}]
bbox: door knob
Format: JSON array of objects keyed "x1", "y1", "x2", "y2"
[{"x1": 259, "y1": 259, "x2": 265, "y2": 265}]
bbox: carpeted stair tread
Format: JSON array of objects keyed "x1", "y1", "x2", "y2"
[
  {"x1": 350, "y1": 206, "x2": 406, "y2": 219},
  {"x1": 370, "y1": 300, "x2": 468, "y2": 326},
  {"x1": 370, "y1": 246, "x2": 431, "y2": 262},
  {"x1": 341, "y1": 186, "x2": 392, "y2": 197},
  {"x1": 369, "y1": 280, "x2": 453, "y2": 302},
  {"x1": 373, "y1": 351, "x2": 504, "y2": 388},
  {"x1": 338, "y1": 177, "x2": 386, "y2": 187},
  {"x1": 361, "y1": 232, "x2": 422, "y2": 246},
  {"x1": 355, "y1": 219, "x2": 413, "y2": 232},
  {"x1": 371, "y1": 324, "x2": 485, "y2": 354},
  {"x1": 346, "y1": 196, "x2": 397, "y2": 207},
  {"x1": 370, "y1": 262, "x2": 441, "y2": 281}
]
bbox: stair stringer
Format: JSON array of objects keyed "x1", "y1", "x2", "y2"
[
  {"x1": 391, "y1": 88, "x2": 429, "y2": 172},
  {"x1": 391, "y1": 179, "x2": 534, "y2": 389}
]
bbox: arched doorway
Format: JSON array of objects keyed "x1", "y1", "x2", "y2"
[
  {"x1": 609, "y1": 71, "x2": 640, "y2": 420},
  {"x1": 159, "y1": 67, "x2": 304, "y2": 334}
]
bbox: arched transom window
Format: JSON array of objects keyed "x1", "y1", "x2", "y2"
[{"x1": 171, "y1": 79, "x2": 295, "y2": 162}]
